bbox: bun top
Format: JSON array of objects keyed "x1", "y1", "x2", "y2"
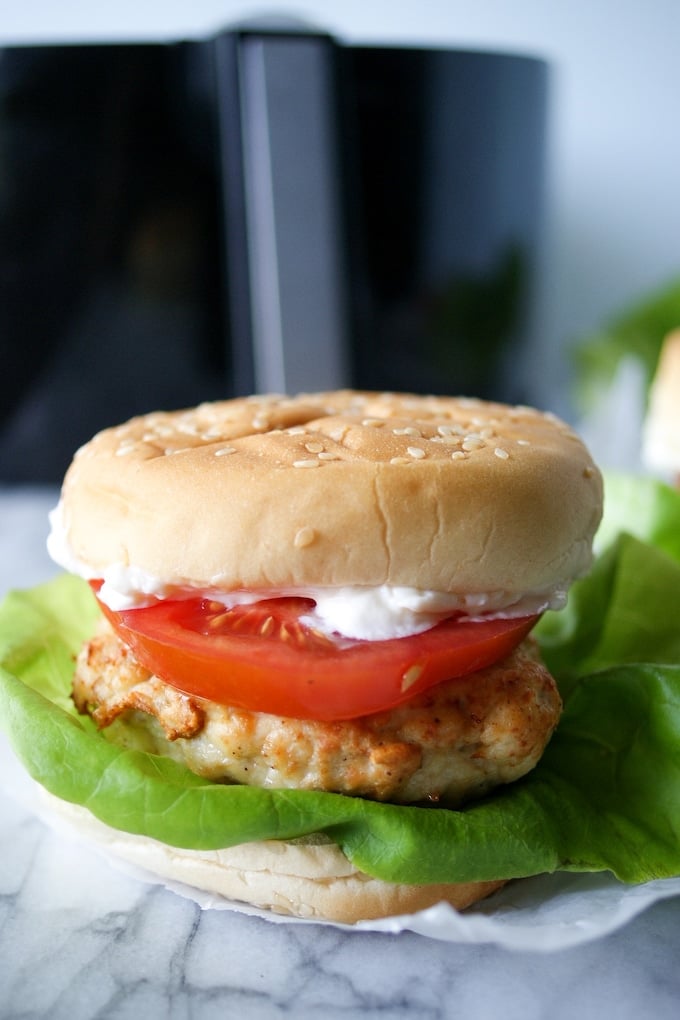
[
  {"x1": 56, "y1": 391, "x2": 603, "y2": 599},
  {"x1": 643, "y1": 330, "x2": 680, "y2": 477}
]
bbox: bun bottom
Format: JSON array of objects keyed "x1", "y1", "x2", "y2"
[{"x1": 41, "y1": 793, "x2": 505, "y2": 924}]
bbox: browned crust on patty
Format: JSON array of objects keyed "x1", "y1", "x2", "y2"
[{"x1": 73, "y1": 618, "x2": 561, "y2": 805}]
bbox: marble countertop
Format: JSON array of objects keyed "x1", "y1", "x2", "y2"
[{"x1": 1, "y1": 485, "x2": 680, "y2": 1020}]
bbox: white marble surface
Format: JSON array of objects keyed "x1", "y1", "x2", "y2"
[{"x1": 2, "y1": 485, "x2": 680, "y2": 1019}]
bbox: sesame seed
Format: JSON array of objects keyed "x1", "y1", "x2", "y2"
[
  {"x1": 294, "y1": 526, "x2": 317, "y2": 548},
  {"x1": 215, "y1": 446, "x2": 236, "y2": 456},
  {"x1": 304, "y1": 441, "x2": 324, "y2": 453},
  {"x1": 317, "y1": 451, "x2": 340, "y2": 461},
  {"x1": 401, "y1": 664, "x2": 423, "y2": 693},
  {"x1": 390, "y1": 457, "x2": 412, "y2": 465},
  {"x1": 115, "y1": 442, "x2": 136, "y2": 456},
  {"x1": 494, "y1": 447, "x2": 509, "y2": 460},
  {"x1": 293, "y1": 459, "x2": 321, "y2": 468},
  {"x1": 451, "y1": 451, "x2": 467, "y2": 460},
  {"x1": 407, "y1": 446, "x2": 426, "y2": 459},
  {"x1": 362, "y1": 418, "x2": 385, "y2": 427},
  {"x1": 393, "y1": 426, "x2": 422, "y2": 437},
  {"x1": 517, "y1": 439, "x2": 531, "y2": 446},
  {"x1": 462, "y1": 437, "x2": 486, "y2": 451}
]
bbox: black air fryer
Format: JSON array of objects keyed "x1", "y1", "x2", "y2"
[{"x1": 0, "y1": 25, "x2": 547, "y2": 481}]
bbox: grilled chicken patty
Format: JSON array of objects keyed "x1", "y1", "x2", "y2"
[{"x1": 73, "y1": 618, "x2": 562, "y2": 805}]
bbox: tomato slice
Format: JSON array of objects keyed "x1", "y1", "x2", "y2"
[{"x1": 93, "y1": 585, "x2": 538, "y2": 721}]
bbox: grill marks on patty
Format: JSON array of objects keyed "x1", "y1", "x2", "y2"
[{"x1": 73, "y1": 618, "x2": 562, "y2": 806}]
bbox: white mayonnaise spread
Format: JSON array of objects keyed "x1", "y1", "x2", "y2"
[{"x1": 47, "y1": 502, "x2": 566, "y2": 641}]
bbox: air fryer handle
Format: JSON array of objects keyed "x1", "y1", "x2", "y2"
[{"x1": 214, "y1": 29, "x2": 349, "y2": 395}]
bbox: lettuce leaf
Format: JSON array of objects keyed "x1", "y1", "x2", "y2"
[
  {"x1": 594, "y1": 472, "x2": 680, "y2": 560},
  {"x1": 1, "y1": 475, "x2": 680, "y2": 887}
]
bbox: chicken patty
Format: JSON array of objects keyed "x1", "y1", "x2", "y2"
[{"x1": 73, "y1": 618, "x2": 562, "y2": 805}]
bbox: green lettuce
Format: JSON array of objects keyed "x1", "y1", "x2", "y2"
[{"x1": 1, "y1": 475, "x2": 680, "y2": 887}]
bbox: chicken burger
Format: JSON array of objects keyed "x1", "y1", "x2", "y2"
[{"x1": 44, "y1": 390, "x2": 603, "y2": 922}]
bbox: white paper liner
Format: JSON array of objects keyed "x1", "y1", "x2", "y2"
[{"x1": 2, "y1": 733, "x2": 679, "y2": 951}]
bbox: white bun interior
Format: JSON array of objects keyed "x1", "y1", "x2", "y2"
[{"x1": 58, "y1": 391, "x2": 603, "y2": 598}]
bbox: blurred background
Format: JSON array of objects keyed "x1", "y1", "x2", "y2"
[{"x1": 2, "y1": 1, "x2": 679, "y2": 482}]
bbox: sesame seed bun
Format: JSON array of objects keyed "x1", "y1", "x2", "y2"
[
  {"x1": 41, "y1": 792, "x2": 505, "y2": 923},
  {"x1": 57, "y1": 391, "x2": 603, "y2": 601},
  {"x1": 643, "y1": 330, "x2": 680, "y2": 479}
]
